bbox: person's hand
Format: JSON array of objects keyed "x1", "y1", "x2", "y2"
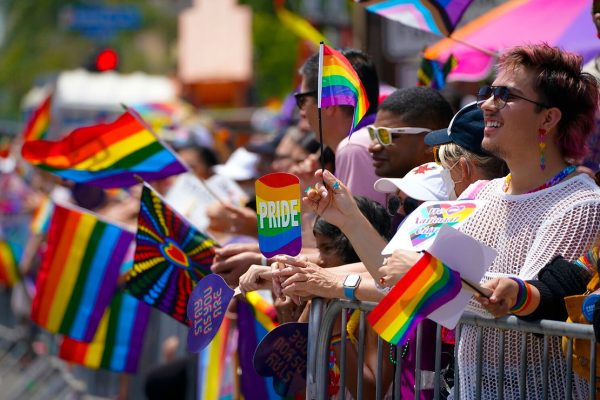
[
  {"x1": 211, "y1": 246, "x2": 262, "y2": 287},
  {"x1": 476, "y1": 278, "x2": 519, "y2": 318},
  {"x1": 274, "y1": 295, "x2": 305, "y2": 323},
  {"x1": 207, "y1": 202, "x2": 258, "y2": 236},
  {"x1": 273, "y1": 256, "x2": 344, "y2": 304},
  {"x1": 378, "y1": 250, "x2": 422, "y2": 287},
  {"x1": 289, "y1": 153, "x2": 320, "y2": 190},
  {"x1": 302, "y1": 169, "x2": 360, "y2": 231},
  {"x1": 238, "y1": 265, "x2": 274, "y2": 295}
]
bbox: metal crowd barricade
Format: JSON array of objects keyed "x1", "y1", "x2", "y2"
[{"x1": 306, "y1": 298, "x2": 598, "y2": 400}]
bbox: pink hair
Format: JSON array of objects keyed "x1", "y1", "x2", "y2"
[{"x1": 498, "y1": 44, "x2": 599, "y2": 161}]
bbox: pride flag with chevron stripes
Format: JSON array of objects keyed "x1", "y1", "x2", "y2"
[{"x1": 30, "y1": 203, "x2": 134, "y2": 342}]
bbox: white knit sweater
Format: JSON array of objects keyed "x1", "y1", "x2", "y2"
[{"x1": 457, "y1": 174, "x2": 600, "y2": 400}]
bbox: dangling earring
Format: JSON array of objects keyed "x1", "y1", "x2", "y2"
[{"x1": 538, "y1": 128, "x2": 546, "y2": 170}]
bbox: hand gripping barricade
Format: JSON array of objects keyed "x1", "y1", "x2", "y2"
[{"x1": 305, "y1": 298, "x2": 599, "y2": 400}]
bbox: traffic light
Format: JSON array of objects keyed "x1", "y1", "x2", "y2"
[{"x1": 86, "y1": 48, "x2": 119, "y2": 72}]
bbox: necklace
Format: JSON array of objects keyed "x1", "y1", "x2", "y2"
[{"x1": 502, "y1": 164, "x2": 576, "y2": 194}]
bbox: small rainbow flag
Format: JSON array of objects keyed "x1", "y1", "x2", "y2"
[
  {"x1": 30, "y1": 203, "x2": 134, "y2": 342},
  {"x1": 21, "y1": 110, "x2": 187, "y2": 188},
  {"x1": 417, "y1": 54, "x2": 457, "y2": 90},
  {"x1": 0, "y1": 240, "x2": 20, "y2": 287},
  {"x1": 238, "y1": 292, "x2": 280, "y2": 400},
  {"x1": 318, "y1": 44, "x2": 369, "y2": 130},
  {"x1": 22, "y1": 94, "x2": 51, "y2": 141},
  {"x1": 30, "y1": 196, "x2": 54, "y2": 235},
  {"x1": 368, "y1": 252, "x2": 462, "y2": 345},
  {"x1": 58, "y1": 288, "x2": 151, "y2": 374},
  {"x1": 126, "y1": 183, "x2": 219, "y2": 325}
]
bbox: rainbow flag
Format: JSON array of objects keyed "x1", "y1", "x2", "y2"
[
  {"x1": 126, "y1": 183, "x2": 219, "y2": 325},
  {"x1": 368, "y1": 252, "x2": 462, "y2": 345},
  {"x1": 21, "y1": 110, "x2": 187, "y2": 188},
  {"x1": 58, "y1": 288, "x2": 151, "y2": 373},
  {"x1": 238, "y1": 292, "x2": 280, "y2": 400},
  {"x1": 365, "y1": 0, "x2": 474, "y2": 36},
  {"x1": 197, "y1": 317, "x2": 237, "y2": 400},
  {"x1": 417, "y1": 54, "x2": 457, "y2": 89},
  {"x1": 0, "y1": 240, "x2": 20, "y2": 287},
  {"x1": 318, "y1": 44, "x2": 369, "y2": 130},
  {"x1": 30, "y1": 196, "x2": 54, "y2": 235},
  {"x1": 22, "y1": 94, "x2": 51, "y2": 141},
  {"x1": 30, "y1": 203, "x2": 134, "y2": 342}
]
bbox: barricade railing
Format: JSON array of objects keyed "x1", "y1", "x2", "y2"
[{"x1": 306, "y1": 298, "x2": 598, "y2": 400}]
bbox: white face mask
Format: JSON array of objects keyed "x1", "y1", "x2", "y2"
[{"x1": 440, "y1": 168, "x2": 458, "y2": 200}]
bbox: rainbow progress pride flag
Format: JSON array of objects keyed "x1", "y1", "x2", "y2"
[
  {"x1": 30, "y1": 203, "x2": 134, "y2": 342},
  {"x1": 368, "y1": 251, "x2": 462, "y2": 345},
  {"x1": 319, "y1": 44, "x2": 369, "y2": 130},
  {"x1": 22, "y1": 94, "x2": 51, "y2": 141},
  {"x1": 126, "y1": 183, "x2": 219, "y2": 325},
  {"x1": 21, "y1": 110, "x2": 187, "y2": 188},
  {"x1": 59, "y1": 287, "x2": 151, "y2": 374}
]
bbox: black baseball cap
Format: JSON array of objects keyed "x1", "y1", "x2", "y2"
[{"x1": 424, "y1": 101, "x2": 487, "y2": 156}]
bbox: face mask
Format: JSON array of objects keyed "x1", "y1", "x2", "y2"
[{"x1": 440, "y1": 168, "x2": 458, "y2": 200}]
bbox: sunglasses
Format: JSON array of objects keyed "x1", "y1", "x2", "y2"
[
  {"x1": 477, "y1": 85, "x2": 551, "y2": 110},
  {"x1": 387, "y1": 194, "x2": 420, "y2": 216},
  {"x1": 367, "y1": 125, "x2": 432, "y2": 146},
  {"x1": 294, "y1": 90, "x2": 317, "y2": 109}
]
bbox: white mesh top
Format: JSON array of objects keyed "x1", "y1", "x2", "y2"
[{"x1": 456, "y1": 173, "x2": 600, "y2": 400}]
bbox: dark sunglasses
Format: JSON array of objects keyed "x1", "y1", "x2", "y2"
[
  {"x1": 294, "y1": 90, "x2": 317, "y2": 109},
  {"x1": 387, "y1": 195, "x2": 421, "y2": 216},
  {"x1": 477, "y1": 85, "x2": 551, "y2": 110}
]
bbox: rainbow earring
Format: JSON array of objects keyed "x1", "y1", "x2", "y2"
[{"x1": 538, "y1": 128, "x2": 546, "y2": 170}]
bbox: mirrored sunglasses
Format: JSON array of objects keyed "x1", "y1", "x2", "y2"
[
  {"x1": 476, "y1": 85, "x2": 550, "y2": 110},
  {"x1": 367, "y1": 125, "x2": 432, "y2": 146}
]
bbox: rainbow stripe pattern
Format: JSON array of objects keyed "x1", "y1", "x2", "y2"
[
  {"x1": 197, "y1": 317, "x2": 237, "y2": 400},
  {"x1": 255, "y1": 173, "x2": 302, "y2": 258},
  {"x1": 126, "y1": 184, "x2": 219, "y2": 325},
  {"x1": 417, "y1": 54, "x2": 457, "y2": 89},
  {"x1": 22, "y1": 94, "x2": 51, "y2": 141},
  {"x1": 58, "y1": 288, "x2": 151, "y2": 373},
  {"x1": 30, "y1": 196, "x2": 54, "y2": 235},
  {"x1": 319, "y1": 44, "x2": 369, "y2": 130},
  {"x1": 368, "y1": 252, "x2": 462, "y2": 345},
  {"x1": 30, "y1": 203, "x2": 134, "y2": 342},
  {"x1": 0, "y1": 240, "x2": 20, "y2": 287},
  {"x1": 21, "y1": 110, "x2": 187, "y2": 188},
  {"x1": 366, "y1": 0, "x2": 474, "y2": 36},
  {"x1": 238, "y1": 292, "x2": 280, "y2": 400}
]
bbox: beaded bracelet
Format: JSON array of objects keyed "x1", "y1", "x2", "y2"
[
  {"x1": 330, "y1": 334, "x2": 353, "y2": 346},
  {"x1": 509, "y1": 277, "x2": 532, "y2": 314}
]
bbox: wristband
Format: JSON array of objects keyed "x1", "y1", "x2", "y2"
[{"x1": 509, "y1": 277, "x2": 532, "y2": 314}]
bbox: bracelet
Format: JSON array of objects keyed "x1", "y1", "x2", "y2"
[
  {"x1": 509, "y1": 277, "x2": 532, "y2": 314},
  {"x1": 261, "y1": 255, "x2": 268, "y2": 266},
  {"x1": 330, "y1": 334, "x2": 353, "y2": 346}
]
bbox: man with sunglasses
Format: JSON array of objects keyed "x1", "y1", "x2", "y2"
[
  {"x1": 367, "y1": 87, "x2": 454, "y2": 179},
  {"x1": 296, "y1": 48, "x2": 385, "y2": 204}
]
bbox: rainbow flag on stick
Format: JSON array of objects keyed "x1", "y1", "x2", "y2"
[
  {"x1": 22, "y1": 94, "x2": 51, "y2": 141},
  {"x1": 417, "y1": 54, "x2": 457, "y2": 89},
  {"x1": 126, "y1": 183, "x2": 219, "y2": 325},
  {"x1": 368, "y1": 251, "x2": 462, "y2": 345},
  {"x1": 21, "y1": 110, "x2": 187, "y2": 188},
  {"x1": 59, "y1": 288, "x2": 151, "y2": 374},
  {"x1": 0, "y1": 240, "x2": 20, "y2": 287},
  {"x1": 318, "y1": 44, "x2": 369, "y2": 130},
  {"x1": 30, "y1": 203, "x2": 134, "y2": 342}
]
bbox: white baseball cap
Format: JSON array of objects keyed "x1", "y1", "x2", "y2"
[
  {"x1": 213, "y1": 147, "x2": 260, "y2": 181},
  {"x1": 373, "y1": 162, "x2": 456, "y2": 201}
]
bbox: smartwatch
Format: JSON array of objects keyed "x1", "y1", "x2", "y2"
[{"x1": 343, "y1": 274, "x2": 362, "y2": 300}]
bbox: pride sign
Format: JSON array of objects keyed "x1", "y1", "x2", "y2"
[{"x1": 255, "y1": 173, "x2": 302, "y2": 258}]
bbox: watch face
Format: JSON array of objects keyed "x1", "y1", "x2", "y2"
[{"x1": 344, "y1": 274, "x2": 360, "y2": 287}]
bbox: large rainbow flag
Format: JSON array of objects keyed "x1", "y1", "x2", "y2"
[
  {"x1": 0, "y1": 240, "x2": 20, "y2": 288},
  {"x1": 364, "y1": 0, "x2": 474, "y2": 37},
  {"x1": 318, "y1": 44, "x2": 369, "y2": 130},
  {"x1": 30, "y1": 203, "x2": 134, "y2": 342},
  {"x1": 21, "y1": 110, "x2": 187, "y2": 188},
  {"x1": 22, "y1": 94, "x2": 51, "y2": 141},
  {"x1": 368, "y1": 251, "x2": 462, "y2": 345},
  {"x1": 58, "y1": 287, "x2": 151, "y2": 374},
  {"x1": 126, "y1": 183, "x2": 219, "y2": 325},
  {"x1": 238, "y1": 292, "x2": 280, "y2": 400}
]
